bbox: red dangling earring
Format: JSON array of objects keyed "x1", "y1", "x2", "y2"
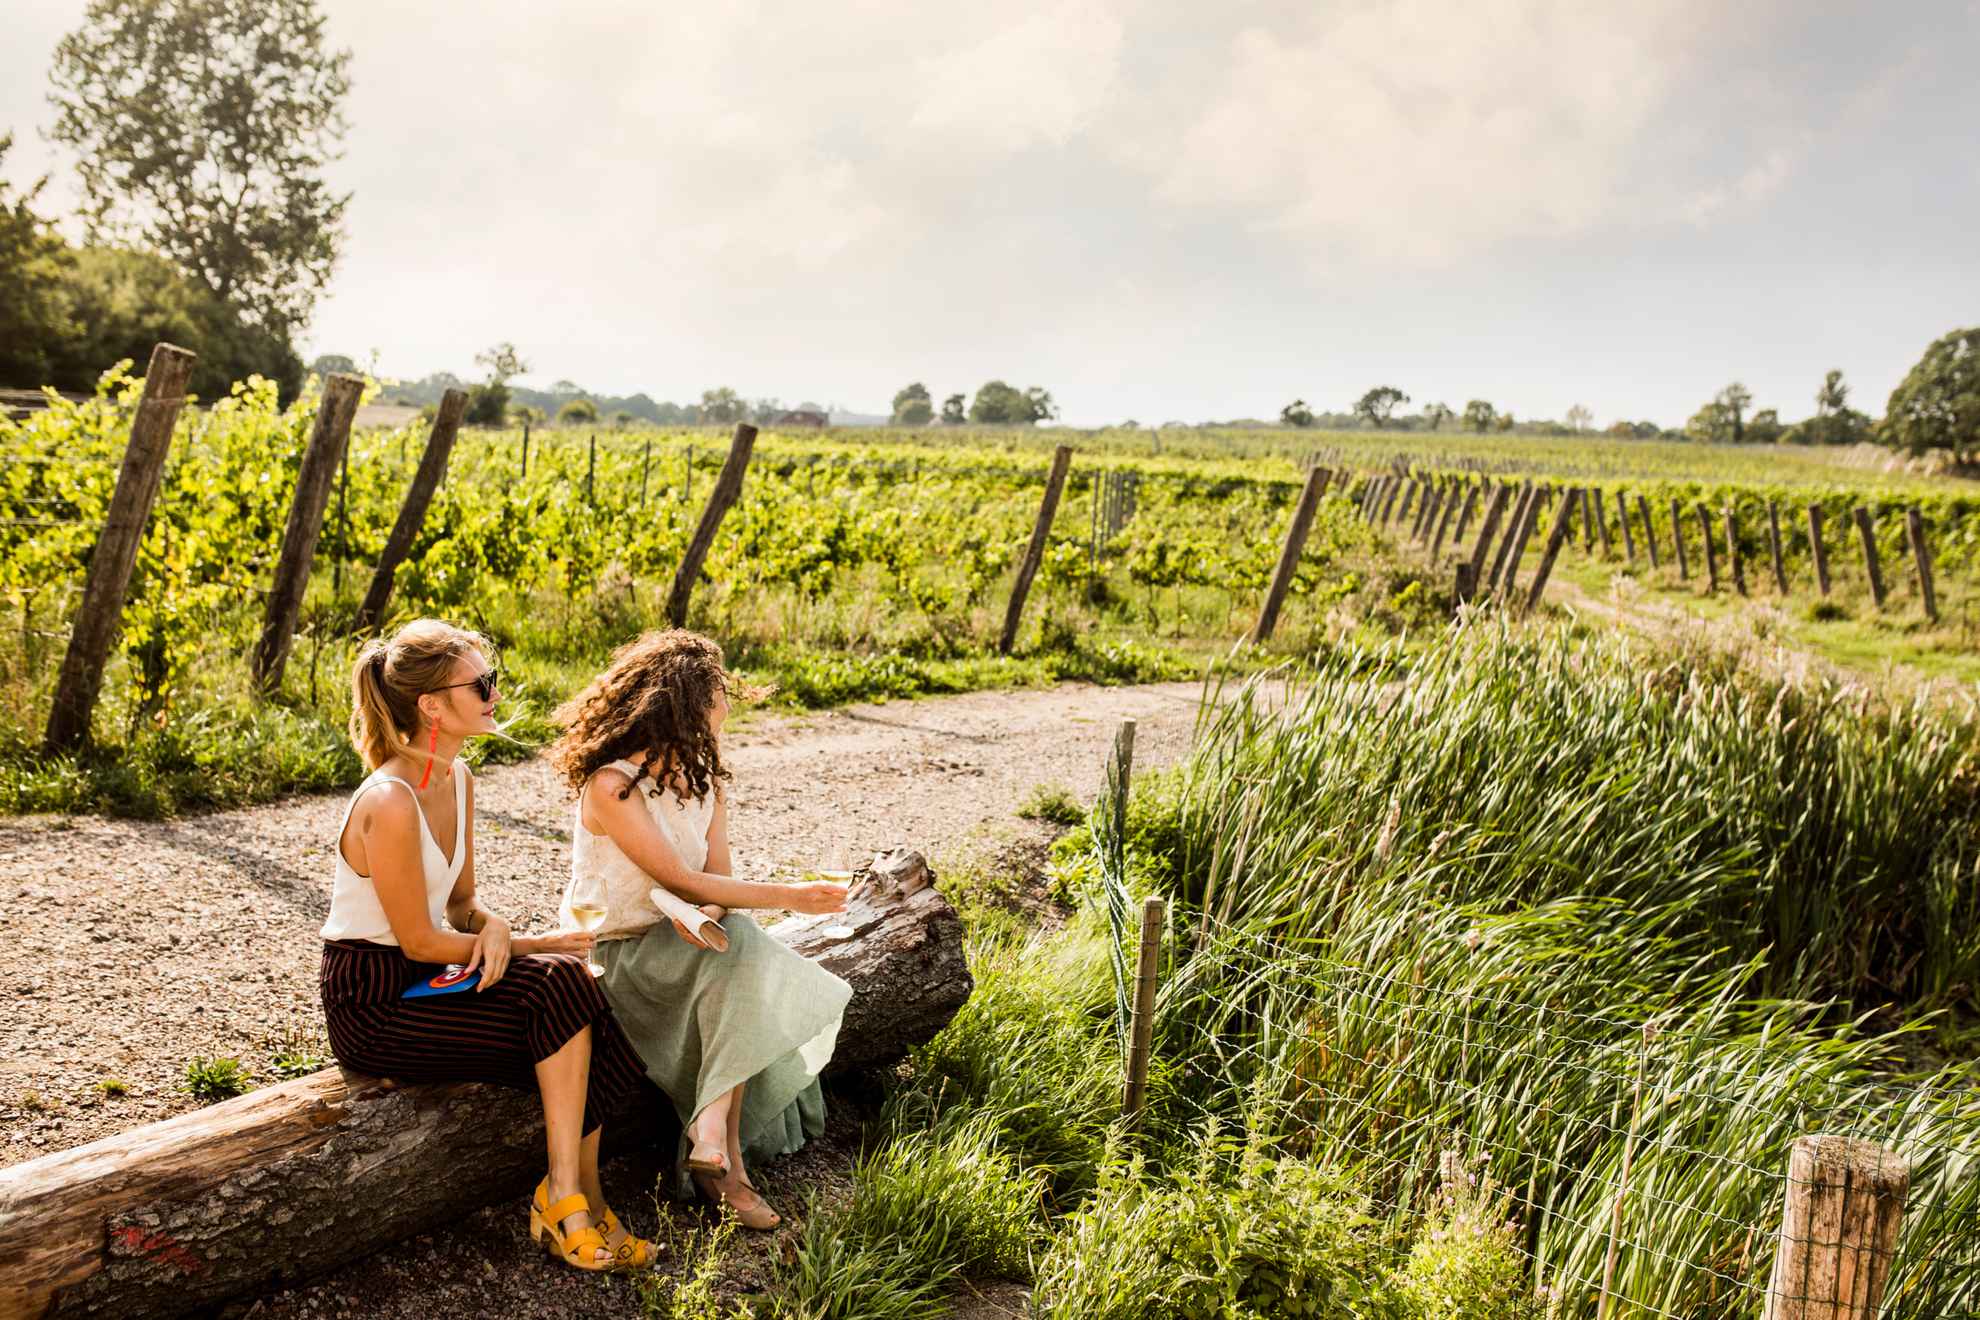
[{"x1": 417, "y1": 720, "x2": 437, "y2": 790}]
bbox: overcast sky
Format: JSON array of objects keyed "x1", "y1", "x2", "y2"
[{"x1": 5, "y1": 1, "x2": 1976, "y2": 426}]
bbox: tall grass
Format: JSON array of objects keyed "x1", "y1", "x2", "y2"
[{"x1": 1122, "y1": 622, "x2": 1980, "y2": 1316}]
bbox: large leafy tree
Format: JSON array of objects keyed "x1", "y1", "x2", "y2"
[
  {"x1": 1280, "y1": 399, "x2": 1316, "y2": 428},
  {"x1": 1422, "y1": 401, "x2": 1453, "y2": 431},
  {"x1": 1353, "y1": 385, "x2": 1409, "y2": 428},
  {"x1": 940, "y1": 393, "x2": 966, "y2": 424},
  {"x1": 48, "y1": 0, "x2": 352, "y2": 340},
  {"x1": 698, "y1": 386, "x2": 744, "y2": 425},
  {"x1": 892, "y1": 381, "x2": 933, "y2": 425},
  {"x1": 1462, "y1": 400, "x2": 1496, "y2": 433},
  {"x1": 1715, "y1": 382, "x2": 1753, "y2": 443},
  {"x1": 968, "y1": 380, "x2": 1055, "y2": 425},
  {"x1": 1883, "y1": 328, "x2": 1980, "y2": 463}
]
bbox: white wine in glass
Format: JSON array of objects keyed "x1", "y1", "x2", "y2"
[
  {"x1": 814, "y1": 836, "x2": 854, "y2": 883},
  {"x1": 567, "y1": 881, "x2": 609, "y2": 977}
]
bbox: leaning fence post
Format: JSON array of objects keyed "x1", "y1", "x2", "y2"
[
  {"x1": 1853, "y1": 508, "x2": 1886, "y2": 608},
  {"x1": 1497, "y1": 484, "x2": 1543, "y2": 596},
  {"x1": 1379, "y1": 479, "x2": 1403, "y2": 526},
  {"x1": 1466, "y1": 485, "x2": 1511, "y2": 586},
  {"x1": 586, "y1": 432, "x2": 597, "y2": 506},
  {"x1": 1637, "y1": 495, "x2": 1659, "y2": 570},
  {"x1": 1592, "y1": 488, "x2": 1612, "y2": 558},
  {"x1": 1430, "y1": 487, "x2": 1461, "y2": 558},
  {"x1": 1122, "y1": 894, "x2": 1165, "y2": 1132},
  {"x1": 1905, "y1": 507, "x2": 1937, "y2": 621},
  {"x1": 1697, "y1": 504, "x2": 1720, "y2": 592},
  {"x1": 1579, "y1": 487, "x2": 1595, "y2": 552},
  {"x1": 1760, "y1": 1135, "x2": 1908, "y2": 1320},
  {"x1": 1398, "y1": 479, "x2": 1419, "y2": 527},
  {"x1": 43, "y1": 343, "x2": 197, "y2": 752},
  {"x1": 1487, "y1": 484, "x2": 1535, "y2": 595},
  {"x1": 1725, "y1": 506, "x2": 1747, "y2": 596},
  {"x1": 1521, "y1": 485, "x2": 1579, "y2": 614},
  {"x1": 1767, "y1": 502, "x2": 1788, "y2": 594},
  {"x1": 666, "y1": 423, "x2": 757, "y2": 628},
  {"x1": 998, "y1": 445, "x2": 1074, "y2": 655},
  {"x1": 251, "y1": 372, "x2": 365, "y2": 693},
  {"x1": 1450, "y1": 485, "x2": 1480, "y2": 547},
  {"x1": 356, "y1": 388, "x2": 467, "y2": 631},
  {"x1": 1670, "y1": 498, "x2": 1690, "y2": 580},
  {"x1": 1808, "y1": 507, "x2": 1832, "y2": 595},
  {"x1": 1253, "y1": 466, "x2": 1327, "y2": 642},
  {"x1": 1616, "y1": 491, "x2": 1635, "y2": 562},
  {"x1": 521, "y1": 419, "x2": 531, "y2": 480}
]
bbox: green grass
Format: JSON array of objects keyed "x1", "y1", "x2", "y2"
[
  {"x1": 180, "y1": 1056, "x2": 252, "y2": 1102},
  {"x1": 1017, "y1": 783, "x2": 1085, "y2": 826}
]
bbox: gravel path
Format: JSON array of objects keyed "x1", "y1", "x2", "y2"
[{"x1": 0, "y1": 679, "x2": 1206, "y2": 1317}]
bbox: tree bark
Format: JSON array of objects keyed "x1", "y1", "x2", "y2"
[{"x1": 0, "y1": 856, "x2": 968, "y2": 1320}]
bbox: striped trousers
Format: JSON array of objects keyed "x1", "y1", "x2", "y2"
[{"x1": 320, "y1": 939, "x2": 646, "y2": 1133}]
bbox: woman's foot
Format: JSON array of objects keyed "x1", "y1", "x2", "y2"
[
  {"x1": 530, "y1": 1179, "x2": 611, "y2": 1269},
  {"x1": 686, "y1": 1114, "x2": 729, "y2": 1176},
  {"x1": 691, "y1": 1170, "x2": 781, "y2": 1231},
  {"x1": 597, "y1": 1207, "x2": 659, "y2": 1270}
]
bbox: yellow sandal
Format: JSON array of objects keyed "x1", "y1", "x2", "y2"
[
  {"x1": 529, "y1": 1185, "x2": 611, "y2": 1271},
  {"x1": 598, "y1": 1208, "x2": 658, "y2": 1270}
]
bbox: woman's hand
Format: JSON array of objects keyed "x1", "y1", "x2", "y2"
[
  {"x1": 785, "y1": 881, "x2": 849, "y2": 914},
  {"x1": 466, "y1": 915, "x2": 512, "y2": 991},
  {"x1": 522, "y1": 929, "x2": 597, "y2": 959},
  {"x1": 669, "y1": 904, "x2": 727, "y2": 949}
]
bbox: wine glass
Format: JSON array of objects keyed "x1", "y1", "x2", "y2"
[
  {"x1": 815, "y1": 834, "x2": 857, "y2": 940},
  {"x1": 567, "y1": 874, "x2": 609, "y2": 978}
]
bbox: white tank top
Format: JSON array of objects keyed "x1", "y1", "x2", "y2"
[
  {"x1": 320, "y1": 761, "x2": 467, "y2": 944},
  {"x1": 561, "y1": 759, "x2": 716, "y2": 942}
]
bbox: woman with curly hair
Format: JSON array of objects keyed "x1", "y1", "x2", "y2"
[{"x1": 549, "y1": 629, "x2": 851, "y2": 1229}]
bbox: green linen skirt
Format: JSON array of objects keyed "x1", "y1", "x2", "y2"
[{"x1": 595, "y1": 912, "x2": 851, "y2": 1198}]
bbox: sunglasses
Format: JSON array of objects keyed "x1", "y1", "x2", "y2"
[{"x1": 433, "y1": 668, "x2": 501, "y2": 703}]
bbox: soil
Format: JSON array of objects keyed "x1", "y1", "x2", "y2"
[{"x1": 0, "y1": 678, "x2": 1205, "y2": 1318}]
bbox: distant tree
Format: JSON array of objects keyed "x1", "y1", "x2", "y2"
[
  {"x1": 1120, "y1": 419, "x2": 1139, "y2": 429},
  {"x1": 1495, "y1": 411, "x2": 1515, "y2": 432},
  {"x1": 891, "y1": 381, "x2": 934, "y2": 425},
  {"x1": 1746, "y1": 408, "x2": 1783, "y2": 444},
  {"x1": 1815, "y1": 369, "x2": 1849, "y2": 417},
  {"x1": 549, "y1": 378, "x2": 582, "y2": 397},
  {"x1": 1565, "y1": 404, "x2": 1594, "y2": 432},
  {"x1": 475, "y1": 342, "x2": 527, "y2": 386},
  {"x1": 1422, "y1": 401, "x2": 1453, "y2": 430},
  {"x1": 0, "y1": 134, "x2": 74, "y2": 387},
  {"x1": 557, "y1": 397, "x2": 598, "y2": 424},
  {"x1": 1463, "y1": 400, "x2": 1497, "y2": 433},
  {"x1": 1714, "y1": 382, "x2": 1753, "y2": 443},
  {"x1": 940, "y1": 393, "x2": 966, "y2": 424},
  {"x1": 1881, "y1": 327, "x2": 1980, "y2": 463},
  {"x1": 1685, "y1": 401, "x2": 1734, "y2": 444},
  {"x1": 1023, "y1": 386, "x2": 1058, "y2": 423},
  {"x1": 309, "y1": 353, "x2": 358, "y2": 377},
  {"x1": 652, "y1": 401, "x2": 691, "y2": 425},
  {"x1": 1354, "y1": 386, "x2": 1410, "y2": 428},
  {"x1": 970, "y1": 380, "x2": 1032, "y2": 424},
  {"x1": 1280, "y1": 399, "x2": 1316, "y2": 428},
  {"x1": 698, "y1": 387, "x2": 744, "y2": 425},
  {"x1": 514, "y1": 405, "x2": 546, "y2": 426},
  {"x1": 49, "y1": 0, "x2": 351, "y2": 340},
  {"x1": 612, "y1": 409, "x2": 634, "y2": 428},
  {"x1": 464, "y1": 342, "x2": 527, "y2": 425}
]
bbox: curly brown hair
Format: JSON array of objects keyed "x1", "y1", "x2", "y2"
[{"x1": 549, "y1": 630, "x2": 766, "y2": 803}]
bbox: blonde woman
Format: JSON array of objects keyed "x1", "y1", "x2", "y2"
[
  {"x1": 321, "y1": 619, "x2": 654, "y2": 1272},
  {"x1": 550, "y1": 630, "x2": 851, "y2": 1230}
]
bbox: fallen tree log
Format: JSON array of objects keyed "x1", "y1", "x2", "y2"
[{"x1": 0, "y1": 851, "x2": 968, "y2": 1320}]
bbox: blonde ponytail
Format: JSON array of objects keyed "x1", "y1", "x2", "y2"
[{"x1": 347, "y1": 620, "x2": 493, "y2": 770}]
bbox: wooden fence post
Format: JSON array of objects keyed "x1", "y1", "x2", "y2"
[
  {"x1": 1451, "y1": 485, "x2": 1480, "y2": 546},
  {"x1": 356, "y1": 388, "x2": 467, "y2": 631},
  {"x1": 1467, "y1": 485, "x2": 1511, "y2": 586},
  {"x1": 1761, "y1": 1135, "x2": 1908, "y2": 1320},
  {"x1": 1853, "y1": 508, "x2": 1886, "y2": 608},
  {"x1": 1579, "y1": 487, "x2": 1595, "y2": 552},
  {"x1": 251, "y1": 372, "x2": 365, "y2": 693},
  {"x1": 586, "y1": 432, "x2": 597, "y2": 506},
  {"x1": 1592, "y1": 489, "x2": 1612, "y2": 558},
  {"x1": 1697, "y1": 503, "x2": 1720, "y2": 592},
  {"x1": 1253, "y1": 466, "x2": 1328, "y2": 643},
  {"x1": 1412, "y1": 483, "x2": 1440, "y2": 541},
  {"x1": 1498, "y1": 485, "x2": 1544, "y2": 596},
  {"x1": 1430, "y1": 488, "x2": 1462, "y2": 558},
  {"x1": 1671, "y1": 498, "x2": 1690, "y2": 580},
  {"x1": 666, "y1": 423, "x2": 758, "y2": 628},
  {"x1": 1398, "y1": 480, "x2": 1419, "y2": 527},
  {"x1": 1905, "y1": 508, "x2": 1937, "y2": 621},
  {"x1": 640, "y1": 436, "x2": 651, "y2": 508},
  {"x1": 1121, "y1": 894, "x2": 1166, "y2": 1132},
  {"x1": 43, "y1": 343, "x2": 197, "y2": 752},
  {"x1": 998, "y1": 445, "x2": 1074, "y2": 654},
  {"x1": 1767, "y1": 502, "x2": 1788, "y2": 594},
  {"x1": 1487, "y1": 485, "x2": 1535, "y2": 594},
  {"x1": 1379, "y1": 479, "x2": 1402, "y2": 526},
  {"x1": 1616, "y1": 491, "x2": 1635, "y2": 562},
  {"x1": 1725, "y1": 507, "x2": 1747, "y2": 596},
  {"x1": 331, "y1": 425, "x2": 350, "y2": 592},
  {"x1": 1637, "y1": 495, "x2": 1660, "y2": 570},
  {"x1": 1521, "y1": 486, "x2": 1580, "y2": 614},
  {"x1": 1808, "y1": 507, "x2": 1831, "y2": 596},
  {"x1": 521, "y1": 420, "x2": 530, "y2": 480}
]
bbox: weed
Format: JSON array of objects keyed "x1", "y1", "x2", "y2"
[
  {"x1": 1017, "y1": 783, "x2": 1084, "y2": 826},
  {"x1": 269, "y1": 1025, "x2": 330, "y2": 1080},
  {"x1": 95, "y1": 1077, "x2": 129, "y2": 1097},
  {"x1": 181, "y1": 1056, "x2": 252, "y2": 1102}
]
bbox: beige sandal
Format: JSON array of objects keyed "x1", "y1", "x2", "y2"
[{"x1": 692, "y1": 1170, "x2": 781, "y2": 1231}]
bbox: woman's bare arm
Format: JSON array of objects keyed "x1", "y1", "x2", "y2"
[
  {"x1": 588, "y1": 769, "x2": 842, "y2": 913},
  {"x1": 349, "y1": 782, "x2": 479, "y2": 966}
]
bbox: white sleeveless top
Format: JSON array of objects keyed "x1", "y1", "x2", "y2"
[
  {"x1": 321, "y1": 761, "x2": 467, "y2": 944},
  {"x1": 561, "y1": 759, "x2": 716, "y2": 943}
]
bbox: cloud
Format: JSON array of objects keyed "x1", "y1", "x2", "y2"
[
  {"x1": 1120, "y1": 0, "x2": 1762, "y2": 265},
  {"x1": 908, "y1": 1, "x2": 1127, "y2": 154}
]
